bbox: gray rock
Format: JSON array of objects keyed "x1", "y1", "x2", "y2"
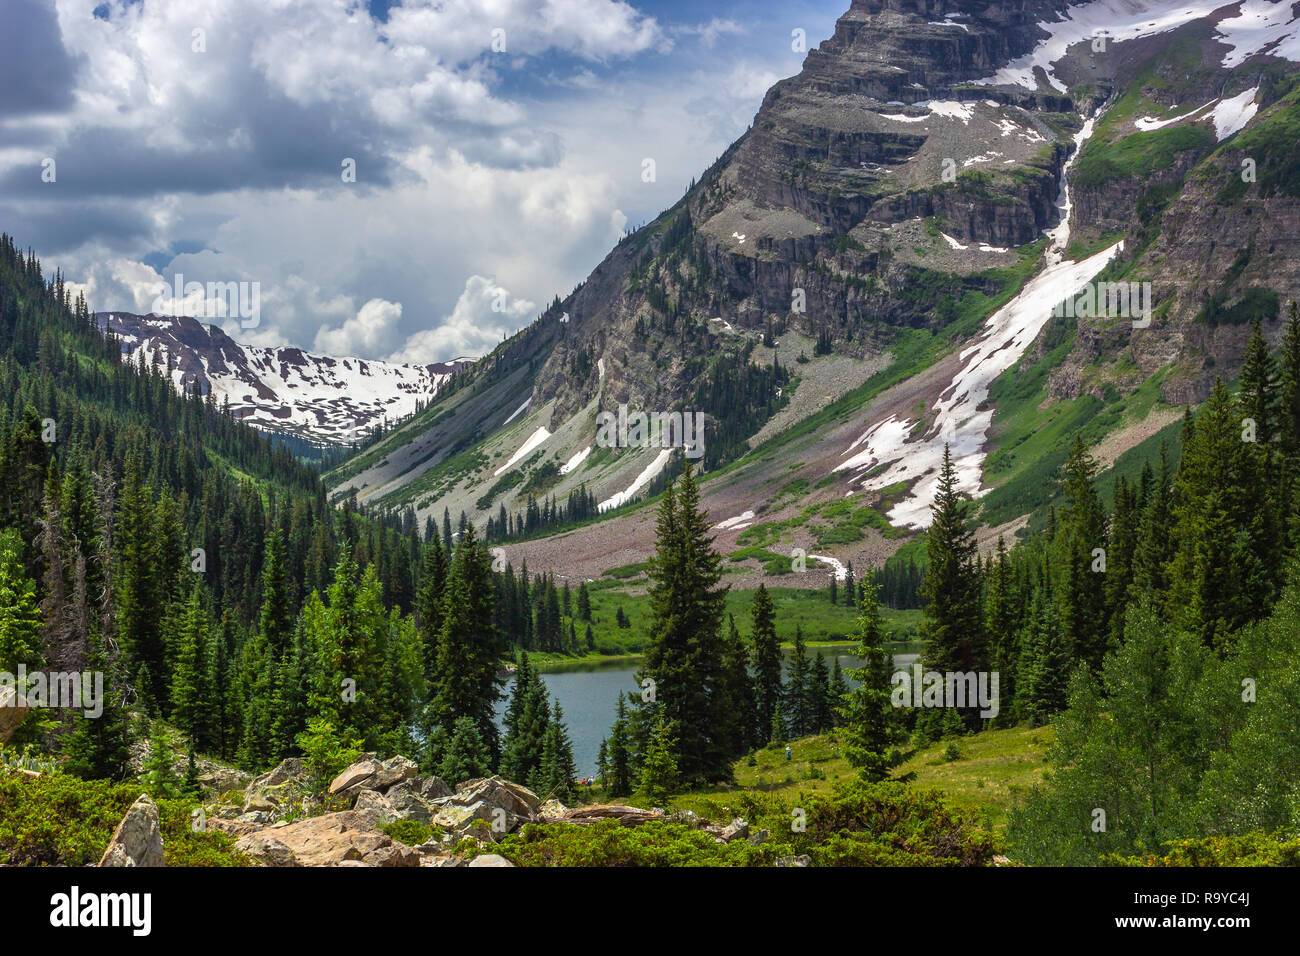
[
  {"x1": 720, "y1": 817, "x2": 749, "y2": 842},
  {"x1": 234, "y1": 832, "x2": 300, "y2": 867},
  {"x1": 99, "y1": 794, "x2": 165, "y2": 867},
  {"x1": 747, "y1": 829, "x2": 770, "y2": 846},
  {"x1": 328, "y1": 757, "x2": 382, "y2": 796},
  {"x1": 776, "y1": 854, "x2": 812, "y2": 867},
  {"x1": 373, "y1": 755, "x2": 419, "y2": 792},
  {"x1": 0, "y1": 688, "x2": 31, "y2": 743}
]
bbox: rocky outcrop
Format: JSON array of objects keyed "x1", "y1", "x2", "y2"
[
  {"x1": 259, "y1": 808, "x2": 420, "y2": 867},
  {"x1": 0, "y1": 688, "x2": 29, "y2": 743},
  {"x1": 99, "y1": 794, "x2": 165, "y2": 867},
  {"x1": 241, "y1": 757, "x2": 313, "y2": 820}
]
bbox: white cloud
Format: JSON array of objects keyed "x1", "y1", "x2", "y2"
[
  {"x1": 395, "y1": 275, "x2": 537, "y2": 363},
  {"x1": 315, "y1": 298, "x2": 406, "y2": 357}
]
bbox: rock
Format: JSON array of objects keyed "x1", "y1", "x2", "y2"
[
  {"x1": 539, "y1": 798, "x2": 569, "y2": 822},
  {"x1": 328, "y1": 757, "x2": 382, "y2": 796},
  {"x1": 267, "y1": 809, "x2": 416, "y2": 867},
  {"x1": 237, "y1": 810, "x2": 274, "y2": 825},
  {"x1": 454, "y1": 776, "x2": 541, "y2": 819},
  {"x1": 242, "y1": 758, "x2": 311, "y2": 816},
  {"x1": 99, "y1": 795, "x2": 165, "y2": 867},
  {"x1": 432, "y1": 800, "x2": 505, "y2": 841},
  {"x1": 372, "y1": 755, "x2": 419, "y2": 792},
  {"x1": 208, "y1": 818, "x2": 261, "y2": 838},
  {"x1": 776, "y1": 854, "x2": 812, "y2": 867},
  {"x1": 747, "y1": 829, "x2": 770, "y2": 846},
  {"x1": 234, "y1": 832, "x2": 300, "y2": 867},
  {"x1": 559, "y1": 804, "x2": 663, "y2": 827},
  {"x1": 720, "y1": 817, "x2": 749, "y2": 842},
  {"x1": 421, "y1": 854, "x2": 466, "y2": 868},
  {"x1": 383, "y1": 781, "x2": 436, "y2": 824},
  {"x1": 197, "y1": 761, "x2": 252, "y2": 795},
  {"x1": 0, "y1": 688, "x2": 31, "y2": 743},
  {"x1": 353, "y1": 789, "x2": 399, "y2": 824},
  {"x1": 468, "y1": 853, "x2": 515, "y2": 867},
  {"x1": 418, "y1": 775, "x2": 452, "y2": 799}
]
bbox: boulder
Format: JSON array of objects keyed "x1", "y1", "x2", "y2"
[
  {"x1": 242, "y1": 758, "x2": 311, "y2": 816},
  {"x1": 454, "y1": 776, "x2": 540, "y2": 820},
  {"x1": 432, "y1": 800, "x2": 505, "y2": 841},
  {"x1": 418, "y1": 775, "x2": 452, "y2": 799},
  {"x1": 468, "y1": 853, "x2": 515, "y2": 867},
  {"x1": 720, "y1": 817, "x2": 749, "y2": 842},
  {"x1": 328, "y1": 757, "x2": 383, "y2": 796},
  {"x1": 267, "y1": 809, "x2": 417, "y2": 867},
  {"x1": 747, "y1": 829, "x2": 770, "y2": 846},
  {"x1": 99, "y1": 794, "x2": 165, "y2": 867},
  {"x1": 234, "y1": 832, "x2": 300, "y2": 867},
  {"x1": 353, "y1": 789, "x2": 399, "y2": 824},
  {"x1": 372, "y1": 755, "x2": 419, "y2": 792},
  {"x1": 776, "y1": 854, "x2": 812, "y2": 867},
  {"x1": 539, "y1": 798, "x2": 569, "y2": 822},
  {"x1": 0, "y1": 688, "x2": 31, "y2": 743},
  {"x1": 383, "y1": 781, "x2": 436, "y2": 823}
]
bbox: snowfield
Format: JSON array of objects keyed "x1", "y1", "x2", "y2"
[
  {"x1": 836, "y1": 108, "x2": 1122, "y2": 528},
  {"x1": 599, "y1": 449, "x2": 672, "y2": 511},
  {"x1": 494, "y1": 426, "x2": 551, "y2": 477}
]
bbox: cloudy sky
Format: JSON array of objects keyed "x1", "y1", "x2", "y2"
[{"x1": 1, "y1": 0, "x2": 843, "y2": 364}]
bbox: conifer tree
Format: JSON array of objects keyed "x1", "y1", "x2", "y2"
[
  {"x1": 439, "y1": 716, "x2": 492, "y2": 787},
  {"x1": 751, "y1": 583, "x2": 782, "y2": 744},
  {"x1": 840, "y1": 581, "x2": 901, "y2": 781},
  {"x1": 636, "y1": 463, "x2": 731, "y2": 784},
  {"x1": 921, "y1": 446, "x2": 986, "y2": 687},
  {"x1": 638, "y1": 717, "x2": 679, "y2": 804}
]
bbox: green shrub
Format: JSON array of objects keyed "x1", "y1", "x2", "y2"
[
  {"x1": 380, "y1": 820, "x2": 442, "y2": 846},
  {"x1": 0, "y1": 768, "x2": 247, "y2": 866}
]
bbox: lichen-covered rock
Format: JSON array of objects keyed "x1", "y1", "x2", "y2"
[{"x1": 99, "y1": 794, "x2": 165, "y2": 867}]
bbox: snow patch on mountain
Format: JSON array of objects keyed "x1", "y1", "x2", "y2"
[
  {"x1": 495, "y1": 426, "x2": 551, "y2": 477},
  {"x1": 98, "y1": 312, "x2": 469, "y2": 445},
  {"x1": 599, "y1": 449, "x2": 672, "y2": 511}
]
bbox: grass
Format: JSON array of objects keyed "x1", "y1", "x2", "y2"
[
  {"x1": 677, "y1": 723, "x2": 1055, "y2": 835},
  {"x1": 572, "y1": 582, "x2": 921, "y2": 661}
]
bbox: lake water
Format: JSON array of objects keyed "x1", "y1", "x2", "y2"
[{"x1": 493, "y1": 645, "x2": 921, "y2": 777}]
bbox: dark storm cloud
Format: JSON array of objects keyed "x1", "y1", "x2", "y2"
[{"x1": 0, "y1": 0, "x2": 82, "y2": 117}]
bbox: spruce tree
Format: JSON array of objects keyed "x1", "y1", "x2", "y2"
[
  {"x1": 751, "y1": 584, "x2": 782, "y2": 744},
  {"x1": 635, "y1": 463, "x2": 731, "y2": 784},
  {"x1": 840, "y1": 581, "x2": 901, "y2": 781}
]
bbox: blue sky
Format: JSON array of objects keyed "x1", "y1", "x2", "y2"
[{"x1": 1, "y1": 0, "x2": 844, "y2": 362}]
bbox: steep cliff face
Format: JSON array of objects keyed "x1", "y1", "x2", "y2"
[
  {"x1": 526, "y1": 0, "x2": 1093, "y2": 428},
  {"x1": 332, "y1": 1, "x2": 1300, "y2": 560}
]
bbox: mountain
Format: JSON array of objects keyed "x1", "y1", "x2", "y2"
[
  {"x1": 97, "y1": 311, "x2": 471, "y2": 446},
  {"x1": 326, "y1": 0, "x2": 1300, "y2": 585}
]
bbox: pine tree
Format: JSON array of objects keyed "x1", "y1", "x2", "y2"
[
  {"x1": 0, "y1": 528, "x2": 41, "y2": 676},
  {"x1": 921, "y1": 446, "x2": 987, "y2": 685},
  {"x1": 806, "y1": 652, "x2": 832, "y2": 733},
  {"x1": 638, "y1": 717, "x2": 679, "y2": 804},
  {"x1": 751, "y1": 583, "x2": 782, "y2": 744},
  {"x1": 786, "y1": 625, "x2": 810, "y2": 736},
  {"x1": 840, "y1": 581, "x2": 901, "y2": 781},
  {"x1": 635, "y1": 463, "x2": 731, "y2": 784},
  {"x1": 142, "y1": 721, "x2": 179, "y2": 798},
  {"x1": 605, "y1": 695, "x2": 634, "y2": 797},
  {"x1": 439, "y1": 716, "x2": 492, "y2": 787},
  {"x1": 534, "y1": 699, "x2": 578, "y2": 802}
]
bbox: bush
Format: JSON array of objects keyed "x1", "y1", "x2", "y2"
[
  {"x1": 0, "y1": 768, "x2": 247, "y2": 866},
  {"x1": 380, "y1": 820, "x2": 442, "y2": 847},
  {"x1": 480, "y1": 781, "x2": 996, "y2": 867}
]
